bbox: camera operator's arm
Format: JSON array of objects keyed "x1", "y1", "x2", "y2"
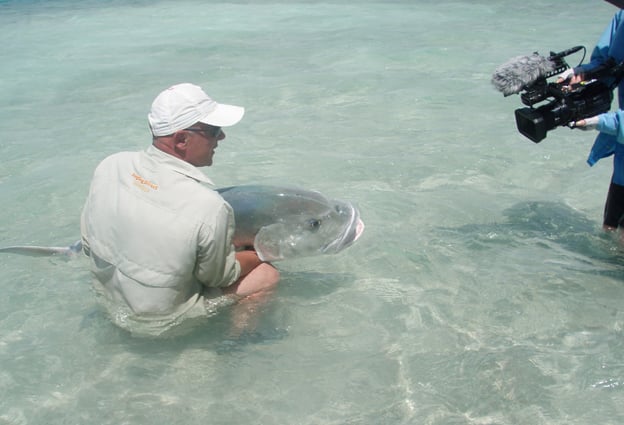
[
  {"x1": 558, "y1": 12, "x2": 624, "y2": 85},
  {"x1": 577, "y1": 11, "x2": 624, "y2": 75},
  {"x1": 575, "y1": 111, "x2": 624, "y2": 142}
]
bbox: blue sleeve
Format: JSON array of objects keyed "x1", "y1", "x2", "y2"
[
  {"x1": 576, "y1": 11, "x2": 624, "y2": 74},
  {"x1": 598, "y1": 110, "x2": 624, "y2": 142}
]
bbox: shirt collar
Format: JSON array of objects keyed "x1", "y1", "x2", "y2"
[{"x1": 146, "y1": 145, "x2": 215, "y2": 186}]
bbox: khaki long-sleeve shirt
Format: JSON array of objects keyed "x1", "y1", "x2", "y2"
[{"x1": 81, "y1": 145, "x2": 240, "y2": 335}]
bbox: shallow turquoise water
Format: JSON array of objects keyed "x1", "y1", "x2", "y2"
[{"x1": 2, "y1": 0, "x2": 624, "y2": 424}]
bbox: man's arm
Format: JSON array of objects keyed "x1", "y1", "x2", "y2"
[
  {"x1": 235, "y1": 250, "x2": 263, "y2": 277},
  {"x1": 222, "y1": 250, "x2": 280, "y2": 298}
]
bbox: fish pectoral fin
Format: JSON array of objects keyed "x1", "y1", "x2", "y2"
[{"x1": 253, "y1": 224, "x2": 287, "y2": 262}]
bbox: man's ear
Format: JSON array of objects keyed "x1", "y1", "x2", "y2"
[{"x1": 173, "y1": 131, "x2": 188, "y2": 150}]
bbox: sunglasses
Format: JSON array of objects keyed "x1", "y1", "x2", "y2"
[{"x1": 184, "y1": 125, "x2": 223, "y2": 139}]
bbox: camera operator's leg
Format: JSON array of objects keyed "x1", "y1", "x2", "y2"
[{"x1": 603, "y1": 181, "x2": 624, "y2": 232}]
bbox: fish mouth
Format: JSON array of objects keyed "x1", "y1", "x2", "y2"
[
  {"x1": 322, "y1": 201, "x2": 365, "y2": 254},
  {"x1": 354, "y1": 218, "x2": 365, "y2": 241}
]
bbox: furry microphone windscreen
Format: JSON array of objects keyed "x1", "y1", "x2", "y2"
[{"x1": 491, "y1": 53, "x2": 556, "y2": 96}]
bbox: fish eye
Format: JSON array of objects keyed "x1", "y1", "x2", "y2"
[{"x1": 307, "y1": 219, "x2": 322, "y2": 231}]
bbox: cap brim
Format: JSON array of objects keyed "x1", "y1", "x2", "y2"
[
  {"x1": 199, "y1": 103, "x2": 245, "y2": 127},
  {"x1": 605, "y1": 0, "x2": 624, "y2": 8}
]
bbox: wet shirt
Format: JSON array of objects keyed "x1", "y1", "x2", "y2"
[{"x1": 80, "y1": 145, "x2": 240, "y2": 334}]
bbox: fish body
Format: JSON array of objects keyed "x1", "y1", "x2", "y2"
[{"x1": 218, "y1": 185, "x2": 364, "y2": 261}]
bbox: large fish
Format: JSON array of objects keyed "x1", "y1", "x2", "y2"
[
  {"x1": 218, "y1": 185, "x2": 364, "y2": 261},
  {"x1": 0, "y1": 184, "x2": 364, "y2": 262}
]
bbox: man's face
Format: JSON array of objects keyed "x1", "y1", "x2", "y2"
[{"x1": 183, "y1": 124, "x2": 225, "y2": 167}]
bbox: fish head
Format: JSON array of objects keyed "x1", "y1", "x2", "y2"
[{"x1": 254, "y1": 196, "x2": 364, "y2": 262}]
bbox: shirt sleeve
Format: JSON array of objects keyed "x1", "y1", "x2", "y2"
[
  {"x1": 598, "y1": 110, "x2": 624, "y2": 143},
  {"x1": 194, "y1": 202, "x2": 241, "y2": 288},
  {"x1": 80, "y1": 187, "x2": 92, "y2": 257},
  {"x1": 576, "y1": 11, "x2": 624, "y2": 74}
]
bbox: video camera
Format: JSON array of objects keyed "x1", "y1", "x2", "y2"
[{"x1": 494, "y1": 46, "x2": 624, "y2": 143}]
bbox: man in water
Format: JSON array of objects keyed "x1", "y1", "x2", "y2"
[{"x1": 80, "y1": 83, "x2": 280, "y2": 336}]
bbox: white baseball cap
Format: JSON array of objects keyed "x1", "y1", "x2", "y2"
[{"x1": 148, "y1": 83, "x2": 245, "y2": 136}]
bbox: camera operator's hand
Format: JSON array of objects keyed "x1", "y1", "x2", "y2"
[
  {"x1": 556, "y1": 68, "x2": 584, "y2": 84},
  {"x1": 572, "y1": 115, "x2": 600, "y2": 130}
]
